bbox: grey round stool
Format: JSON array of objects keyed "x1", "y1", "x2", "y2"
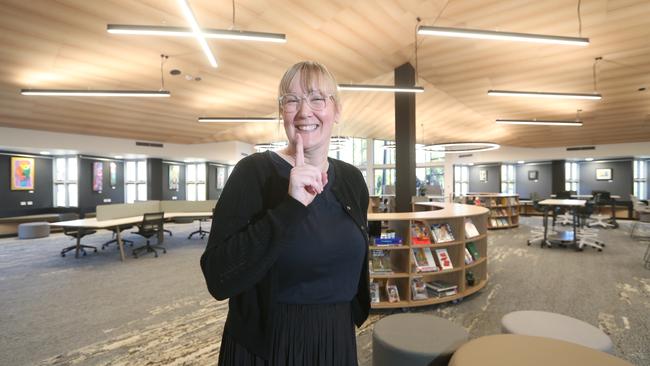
[
  {"x1": 501, "y1": 310, "x2": 614, "y2": 354},
  {"x1": 373, "y1": 313, "x2": 469, "y2": 366},
  {"x1": 18, "y1": 222, "x2": 50, "y2": 239}
]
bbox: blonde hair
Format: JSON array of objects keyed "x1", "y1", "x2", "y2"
[{"x1": 278, "y1": 61, "x2": 341, "y2": 111}]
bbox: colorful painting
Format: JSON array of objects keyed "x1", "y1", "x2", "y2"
[
  {"x1": 169, "y1": 165, "x2": 180, "y2": 191},
  {"x1": 596, "y1": 168, "x2": 612, "y2": 181},
  {"x1": 479, "y1": 169, "x2": 488, "y2": 182},
  {"x1": 11, "y1": 157, "x2": 35, "y2": 190},
  {"x1": 109, "y1": 162, "x2": 117, "y2": 186},
  {"x1": 93, "y1": 161, "x2": 103, "y2": 192}
]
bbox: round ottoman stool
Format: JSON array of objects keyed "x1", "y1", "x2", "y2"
[
  {"x1": 449, "y1": 334, "x2": 632, "y2": 366},
  {"x1": 18, "y1": 222, "x2": 51, "y2": 239},
  {"x1": 501, "y1": 310, "x2": 613, "y2": 354},
  {"x1": 373, "y1": 313, "x2": 469, "y2": 366}
]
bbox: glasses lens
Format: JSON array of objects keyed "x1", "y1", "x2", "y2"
[
  {"x1": 281, "y1": 94, "x2": 300, "y2": 112},
  {"x1": 281, "y1": 93, "x2": 329, "y2": 112},
  {"x1": 307, "y1": 93, "x2": 327, "y2": 110}
]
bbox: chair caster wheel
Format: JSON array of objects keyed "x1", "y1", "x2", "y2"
[
  {"x1": 598, "y1": 249, "x2": 602, "y2": 252},
  {"x1": 61, "y1": 253, "x2": 65, "y2": 257},
  {"x1": 163, "y1": 249, "x2": 167, "y2": 254},
  {"x1": 82, "y1": 251, "x2": 87, "y2": 256}
]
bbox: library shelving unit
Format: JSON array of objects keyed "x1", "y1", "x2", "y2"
[
  {"x1": 367, "y1": 202, "x2": 489, "y2": 309},
  {"x1": 461, "y1": 193, "x2": 520, "y2": 230}
]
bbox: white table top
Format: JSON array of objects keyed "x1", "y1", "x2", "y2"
[
  {"x1": 538, "y1": 199, "x2": 586, "y2": 207},
  {"x1": 550, "y1": 194, "x2": 621, "y2": 199},
  {"x1": 50, "y1": 212, "x2": 212, "y2": 228}
]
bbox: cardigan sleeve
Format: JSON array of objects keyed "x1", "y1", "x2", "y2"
[{"x1": 200, "y1": 155, "x2": 309, "y2": 300}]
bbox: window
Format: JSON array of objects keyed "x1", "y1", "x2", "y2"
[
  {"x1": 565, "y1": 162, "x2": 579, "y2": 193},
  {"x1": 416, "y1": 146, "x2": 445, "y2": 164},
  {"x1": 186, "y1": 163, "x2": 206, "y2": 201},
  {"x1": 416, "y1": 167, "x2": 444, "y2": 195},
  {"x1": 53, "y1": 156, "x2": 78, "y2": 207},
  {"x1": 501, "y1": 164, "x2": 516, "y2": 194},
  {"x1": 328, "y1": 137, "x2": 367, "y2": 167},
  {"x1": 374, "y1": 168, "x2": 396, "y2": 195},
  {"x1": 453, "y1": 165, "x2": 469, "y2": 196},
  {"x1": 373, "y1": 140, "x2": 395, "y2": 165},
  {"x1": 633, "y1": 159, "x2": 647, "y2": 199},
  {"x1": 125, "y1": 160, "x2": 147, "y2": 203}
]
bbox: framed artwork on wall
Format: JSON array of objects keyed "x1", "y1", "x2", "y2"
[
  {"x1": 479, "y1": 169, "x2": 488, "y2": 182},
  {"x1": 11, "y1": 157, "x2": 35, "y2": 190},
  {"x1": 528, "y1": 170, "x2": 539, "y2": 180},
  {"x1": 169, "y1": 165, "x2": 180, "y2": 191},
  {"x1": 596, "y1": 168, "x2": 613, "y2": 181},
  {"x1": 93, "y1": 162, "x2": 103, "y2": 192},
  {"x1": 109, "y1": 162, "x2": 117, "y2": 186}
]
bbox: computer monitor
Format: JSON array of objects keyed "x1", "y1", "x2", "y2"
[{"x1": 556, "y1": 191, "x2": 572, "y2": 199}]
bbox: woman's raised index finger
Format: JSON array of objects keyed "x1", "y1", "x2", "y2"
[{"x1": 295, "y1": 134, "x2": 305, "y2": 166}]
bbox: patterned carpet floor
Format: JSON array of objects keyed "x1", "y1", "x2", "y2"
[{"x1": 0, "y1": 218, "x2": 649, "y2": 365}]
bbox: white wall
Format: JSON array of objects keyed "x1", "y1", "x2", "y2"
[
  {"x1": 443, "y1": 142, "x2": 650, "y2": 199},
  {"x1": 0, "y1": 127, "x2": 254, "y2": 165}
]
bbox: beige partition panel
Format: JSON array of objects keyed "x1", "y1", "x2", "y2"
[
  {"x1": 96, "y1": 201, "x2": 162, "y2": 221},
  {"x1": 160, "y1": 200, "x2": 217, "y2": 213}
]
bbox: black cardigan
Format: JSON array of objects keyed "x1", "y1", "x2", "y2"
[{"x1": 200, "y1": 151, "x2": 370, "y2": 359}]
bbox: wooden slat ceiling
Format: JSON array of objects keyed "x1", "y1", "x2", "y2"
[{"x1": 1, "y1": 0, "x2": 649, "y2": 148}]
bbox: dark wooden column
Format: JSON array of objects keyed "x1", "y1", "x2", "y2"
[
  {"x1": 147, "y1": 158, "x2": 163, "y2": 200},
  {"x1": 551, "y1": 160, "x2": 566, "y2": 194},
  {"x1": 394, "y1": 63, "x2": 417, "y2": 212}
]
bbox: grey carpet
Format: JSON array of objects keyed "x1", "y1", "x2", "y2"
[{"x1": 0, "y1": 218, "x2": 649, "y2": 365}]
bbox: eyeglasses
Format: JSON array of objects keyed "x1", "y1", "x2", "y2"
[{"x1": 279, "y1": 92, "x2": 333, "y2": 113}]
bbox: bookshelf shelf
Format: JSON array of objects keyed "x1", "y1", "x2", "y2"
[
  {"x1": 460, "y1": 193, "x2": 520, "y2": 230},
  {"x1": 367, "y1": 202, "x2": 489, "y2": 309}
]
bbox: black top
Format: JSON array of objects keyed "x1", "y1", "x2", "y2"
[
  {"x1": 269, "y1": 152, "x2": 366, "y2": 304},
  {"x1": 200, "y1": 151, "x2": 370, "y2": 359}
]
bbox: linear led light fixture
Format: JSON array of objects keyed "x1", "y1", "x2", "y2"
[
  {"x1": 488, "y1": 90, "x2": 601, "y2": 100},
  {"x1": 20, "y1": 89, "x2": 170, "y2": 97},
  {"x1": 177, "y1": 0, "x2": 218, "y2": 68},
  {"x1": 496, "y1": 119, "x2": 583, "y2": 127},
  {"x1": 338, "y1": 84, "x2": 424, "y2": 93},
  {"x1": 417, "y1": 26, "x2": 589, "y2": 46},
  {"x1": 423, "y1": 142, "x2": 500, "y2": 153},
  {"x1": 198, "y1": 117, "x2": 279, "y2": 123},
  {"x1": 107, "y1": 25, "x2": 287, "y2": 43}
]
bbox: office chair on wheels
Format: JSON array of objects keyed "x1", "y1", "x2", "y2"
[
  {"x1": 576, "y1": 201, "x2": 605, "y2": 251},
  {"x1": 188, "y1": 218, "x2": 210, "y2": 239},
  {"x1": 58, "y1": 213, "x2": 97, "y2": 257},
  {"x1": 101, "y1": 224, "x2": 134, "y2": 250},
  {"x1": 587, "y1": 192, "x2": 614, "y2": 229},
  {"x1": 131, "y1": 212, "x2": 166, "y2": 258}
]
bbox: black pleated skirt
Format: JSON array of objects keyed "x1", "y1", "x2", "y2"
[{"x1": 218, "y1": 302, "x2": 358, "y2": 366}]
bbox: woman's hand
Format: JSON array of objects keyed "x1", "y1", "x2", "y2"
[{"x1": 288, "y1": 134, "x2": 328, "y2": 206}]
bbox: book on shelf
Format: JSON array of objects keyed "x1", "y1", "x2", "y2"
[
  {"x1": 464, "y1": 247, "x2": 474, "y2": 264},
  {"x1": 410, "y1": 221, "x2": 432, "y2": 245},
  {"x1": 412, "y1": 248, "x2": 439, "y2": 272},
  {"x1": 431, "y1": 223, "x2": 455, "y2": 243},
  {"x1": 465, "y1": 218, "x2": 480, "y2": 238},
  {"x1": 426, "y1": 280, "x2": 458, "y2": 297},
  {"x1": 374, "y1": 230, "x2": 403, "y2": 245},
  {"x1": 411, "y1": 277, "x2": 429, "y2": 300},
  {"x1": 490, "y1": 218, "x2": 497, "y2": 227},
  {"x1": 434, "y1": 248, "x2": 454, "y2": 270},
  {"x1": 370, "y1": 281, "x2": 380, "y2": 304},
  {"x1": 370, "y1": 249, "x2": 393, "y2": 274},
  {"x1": 466, "y1": 242, "x2": 480, "y2": 260},
  {"x1": 386, "y1": 283, "x2": 400, "y2": 303}
]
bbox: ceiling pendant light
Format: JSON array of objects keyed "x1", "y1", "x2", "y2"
[
  {"x1": 177, "y1": 0, "x2": 218, "y2": 68},
  {"x1": 487, "y1": 90, "x2": 601, "y2": 100},
  {"x1": 20, "y1": 89, "x2": 170, "y2": 97},
  {"x1": 417, "y1": 26, "x2": 589, "y2": 46},
  {"x1": 198, "y1": 117, "x2": 279, "y2": 123},
  {"x1": 338, "y1": 84, "x2": 424, "y2": 93},
  {"x1": 496, "y1": 119, "x2": 583, "y2": 127},
  {"x1": 21, "y1": 55, "x2": 172, "y2": 98},
  {"x1": 423, "y1": 142, "x2": 500, "y2": 153},
  {"x1": 107, "y1": 25, "x2": 286, "y2": 43},
  {"x1": 496, "y1": 109, "x2": 584, "y2": 127}
]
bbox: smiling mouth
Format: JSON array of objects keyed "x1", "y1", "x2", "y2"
[{"x1": 296, "y1": 124, "x2": 319, "y2": 132}]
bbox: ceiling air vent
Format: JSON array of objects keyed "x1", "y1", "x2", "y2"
[
  {"x1": 566, "y1": 146, "x2": 595, "y2": 151},
  {"x1": 459, "y1": 154, "x2": 473, "y2": 158},
  {"x1": 136, "y1": 141, "x2": 164, "y2": 148}
]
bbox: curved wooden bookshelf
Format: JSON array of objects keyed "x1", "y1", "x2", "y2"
[
  {"x1": 367, "y1": 202, "x2": 489, "y2": 309},
  {"x1": 460, "y1": 193, "x2": 520, "y2": 230}
]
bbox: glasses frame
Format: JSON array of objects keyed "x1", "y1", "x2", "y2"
[{"x1": 278, "y1": 92, "x2": 334, "y2": 113}]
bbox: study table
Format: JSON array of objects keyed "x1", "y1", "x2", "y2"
[
  {"x1": 550, "y1": 194, "x2": 622, "y2": 227},
  {"x1": 538, "y1": 199, "x2": 586, "y2": 248},
  {"x1": 50, "y1": 212, "x2": 212, "y2": 261}
]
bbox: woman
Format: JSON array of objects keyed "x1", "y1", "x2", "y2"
[{"x1": 201, "y1": 61, "x2": 370, "y2": 365}]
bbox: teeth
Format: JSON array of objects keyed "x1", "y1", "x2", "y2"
[{"x1": 296, "y1": 125, "x2": 318, "y2": 131}]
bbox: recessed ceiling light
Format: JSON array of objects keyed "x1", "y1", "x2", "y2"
[
  {"x1": 114, "y1": 155, "x2": 123, "y2": 159},
  {"x1": 517, "y1": 160, "x2": 525, "y2": 164},
  {"x1": 40, "y1": 151, "x2": 50, "y2": 155},
  {"x1": 585, "y1": 157, "x2": 594, "y2": 161}
]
